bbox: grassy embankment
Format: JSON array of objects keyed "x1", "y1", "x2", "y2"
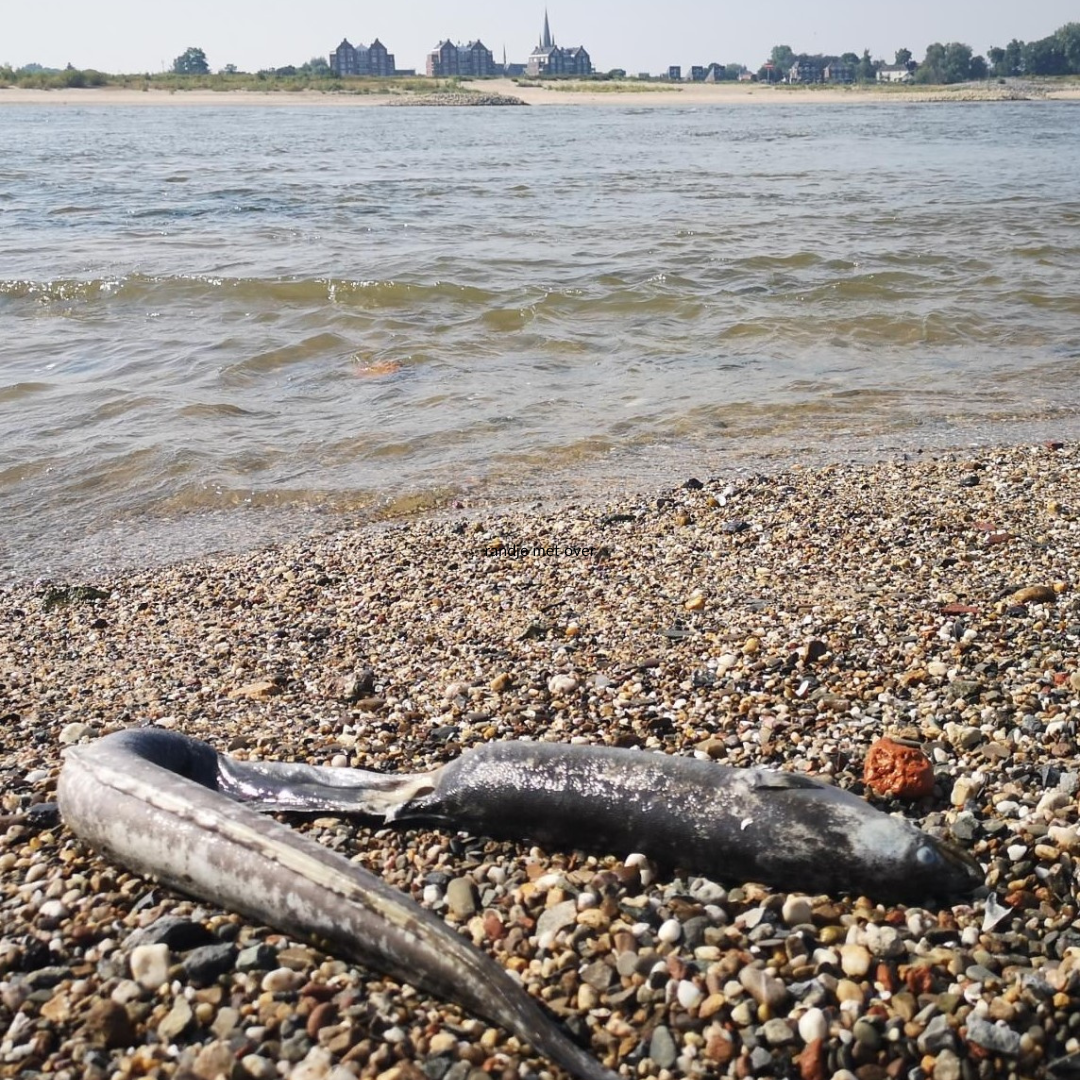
[{"x1": 0, "y1": 68, "x2": 470, "y2": 94}]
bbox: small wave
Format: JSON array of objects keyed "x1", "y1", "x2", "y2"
[{"x1": 0, "y1": 381, "x2": 51, "y2": 403}]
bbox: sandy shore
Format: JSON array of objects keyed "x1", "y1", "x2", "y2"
[
  {"x1": 4, "y1": 441, "x2": 1080, "y2": 1079},
  {"x1": 2, "y1": 77, "x2": 1078, "y2": 107}
]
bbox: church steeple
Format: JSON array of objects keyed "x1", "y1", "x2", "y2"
[{"x1": 541, "y1": 9, "x2": 553, "y2": 48}]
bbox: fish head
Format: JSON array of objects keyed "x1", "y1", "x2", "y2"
[{"x1": 894, "y1": 830, "x2": 984, "y2": 902}]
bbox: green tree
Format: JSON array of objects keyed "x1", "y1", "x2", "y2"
[
  {"x1": 987, "y1": 46, "x2": 1006, "y2": 76},
  {"x1": 770, "y1": 44, "x2": 795, "y2": 71},
  {"x1": 942, "y1": 42, "x2": 973, "y2": 83},
  {"x1": 840, "y1": 52, "x2": 859, "y2": 66},
  {"x1": 173, "y1": 47, "x2": 209, "y2": 75},
  {"x1": 1058, "y1": 23, "x2": 1080, "y2": 73},
  {"x1": 300, "y1": 56, "x2": 331, "y2": 75},
  {"x1": 969, "y1": 54, "x2": 988, "y2": 80},
  {"x1": 895, "y1": 47, "x2": 912, "y2": 66},
  {"x1": 914, "y1": 42, "x2": 946, "y2": 83},
  {"x1": 856, "y1": 49, "x2": 876, "y2": 82},
  {"x1": 1024, "y1": 36, "x2": 1067, "y2": 75},
  {"x1": 1004, "y1": 39, "x2": 1024, "y2": 76}
]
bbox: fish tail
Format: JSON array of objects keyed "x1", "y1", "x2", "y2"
[{"x1": 216, "y1": 754, "x2": 436, "y2": 820}]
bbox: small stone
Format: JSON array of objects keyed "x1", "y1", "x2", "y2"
[
  {"x1": 489, "y1": 672, "x2": 513, "y2": 693},
  {"x1": 965, "y1": 1016, "x2": 1022, "y2": 1057},
  {"x1": 798, "y1": 1038, "x2": 827, "y2": 1080},
  {"x1": 236, "y1": 944, "x2": 277, "y2": 971},
  {"x1": 919, "y1": 1014, "x2": 958, "y2": 1055},
  {"x1": 657, "y1": 918, "x2": 682, "y2": 944},
  {"x1": 798, "y1": 1007, "x2": 828, "y2": 1043},
  {"x1": 1048, "y1": 825, "x2": 1079, "y2": 852},
  {"x1": 41, "y1": 992, "x2": 73, "y2": 1023},
  {"x1": 240, "y1": 1055, "x2": 278, "y2": 1080},
  {"x1": 782, "y1": 895, "x2": 813, "y2": 927},
  {"x1": 762, "y1": 1018, "x2": 795, "y2": 1045},
  {"x1": 428, "y1": 1031, "x2": 459, "y2": 1055},
  {"x1": 706, "y1": 1026, "x2": 736, "y2": 1064},
  {"x1": 677, "y1": 980, "x2": 703, "y2": 1009},
  {"x1": 158, "y1": 997, "x2": 194, "y2": 1042},
  {"x1": 229, "y1": 679, "x2": 282, "y2": 701},
  {"x1": 124, "y1": 915, "x2": 215, "y2": 952},
  {"x1": 445, "y1": 878, "x2": 478, "y2": 920},
  {"x1": 863, "y1": 737, "x2": 935, "y2": 799},
  {"x1": 59, "y1": 722, "x2": 93, "y2": 746},
  {"x1": 852, "y1": 1018, "x2": 881, "y2": 1050},
  {"x1": 83, "y1": 998, "x2": 135, "y2": 1050},
  {"x1": 839, "y1": 944, "x2": 872, "y2": 978},
  {"x1": 211, "y1": 1007, "x2": 241, "y2": 1038},
  {"x1": 261, "y1": 967, "x2": 305, "y2": 993},
  {"x1": 536, "y1": 900, "x2": 577, "y2": 947},
  {"x1": 129, "y1": 943, "x2": 170, "y2": 991},
  {"x1": 950, "y1": 775, "x2": 983, "y2": 807},
  {"x1": 581, "y1": 960, "x2": 615, "y2": 991},
  {"x1": 194, "y1": 1041, "x2": 243, "y2": 1080},
  {"x1": 739, "y1": 964, "x2": 789, "y2": 1010},
  {"x1": 1011, "y1": 585, "x2": 1057, "y2": 605},
  {"x1": 650, "y1": 1025, "x2": 678, "y2": 1069},
  {"x1": 330, "y1": 668, "x2": 375, "y2": 702},
  {"x1": 306, "y1": 1000, "x2": 339, "y2": 1040},
  {"x1": 547, "y1": 673, "x2": 579, "y2": 696},
  {"x1": 181, "y1": 942, "x2": 237, "y2": 987},
  {"x1": 730, "y1": 1000, "x2": 755, "y2": 1026},
  {"x1": 685, "y1": 593, "x2": 706, "y2": 611},
  {"x1": 932, "y1": 1048, "x2": 962, "y2": 1080}
]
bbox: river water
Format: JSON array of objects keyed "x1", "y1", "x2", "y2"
[{"x1": 1, "y1": 100, "x2": 1078, "y2": 580}]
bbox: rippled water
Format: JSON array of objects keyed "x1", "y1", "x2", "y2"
[{"x1": 2, "y1": 101, "x2": 1079, "y2": 579}]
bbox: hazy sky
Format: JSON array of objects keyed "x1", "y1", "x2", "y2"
[{"x1": 5, "y1": 1, "x2": 1076, "y2": 75}]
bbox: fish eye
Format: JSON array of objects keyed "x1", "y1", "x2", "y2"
[{"x1": 915, "y1": 845, "x2": 940, "y2": 867}]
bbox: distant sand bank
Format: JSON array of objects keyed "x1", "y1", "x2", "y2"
[{"x1": 1, "y1": 77, "x2": 1078, "y2": 107}]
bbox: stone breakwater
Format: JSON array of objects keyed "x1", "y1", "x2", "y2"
[
  {"x1": 4, "y1": 441, "x2": 1080, "y2": 1080},
  {"x1": 384, "y1": 93, "x2": 528, "y2": 107}
]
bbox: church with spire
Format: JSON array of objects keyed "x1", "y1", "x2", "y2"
[{"x1": 526, "y1": 10, "x2": 592, "y2": 77}]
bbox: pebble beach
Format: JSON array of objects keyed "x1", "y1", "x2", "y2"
[{"x1": 5, "y1": 442, "x2": 1080, "y2": 1080}]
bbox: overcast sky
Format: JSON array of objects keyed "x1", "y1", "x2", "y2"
[{"x1": 5, "y1": 1, "x2": 1076, "y2": 74}]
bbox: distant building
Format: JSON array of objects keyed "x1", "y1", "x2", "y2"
[
  {"x1": 689, "y1": 65, "x2": 706, "y2": 81},
  {"x1": 426, "y1": 38, "x2": 496, "y2": 77},
  {"x1": 877, "y1": 63, "x2": 914, "y2": 83},
  {"x1": 526, "y1": 10, "x2": 592, "y2": 77},
  {"x1": 788, "y1": 59, "x2": 823, "y2": 83},
  {"x1": 668, "y1": 65, "x2": 682, "y2": 81},
  {"x1": 823, "y1": 62, "x2": 854, "y2": 83},
  {"x1": 329, "y1": 38, "x2": 396, "y2": 77}
]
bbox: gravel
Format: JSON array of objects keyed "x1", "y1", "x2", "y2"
[{"x1": 3, "y1": 442, "x2": 1080, "y2": 1079}]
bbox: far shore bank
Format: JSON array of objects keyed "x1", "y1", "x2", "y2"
[{"x1": 2, "y1": 76, "x2": 1079, "y2": 107}]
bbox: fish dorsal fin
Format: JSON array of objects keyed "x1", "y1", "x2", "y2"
[{"x1": 750, "y1": 769, "x2": 825, "y2": 791}]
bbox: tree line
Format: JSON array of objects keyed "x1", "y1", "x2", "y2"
[{"x1": 759, "y1": 22, "x2": 1080, "y2": 84}]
